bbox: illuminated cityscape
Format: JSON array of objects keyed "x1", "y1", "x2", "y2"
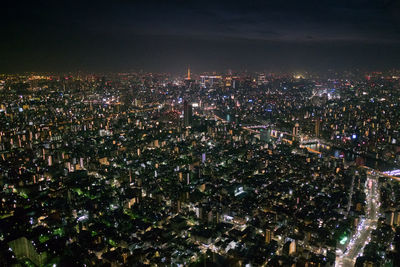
[
  {"x1": 2, "y1": 1, "x2": 400, "y2": 266},
  {"x1": 1, "y1": 70, "x2": 400, "y2": 266}
]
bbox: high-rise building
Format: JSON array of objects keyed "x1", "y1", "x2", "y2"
[
  {"x1": 8, "y1": 237, "x2": 48, "y2": 266},
  {"x1": 289, "y1": 240, "x2": 296, "y2": 255},
  {"x1": 292, "y1": 123, "x2": 300, "y2": 137},
  {"x1": 184, "y1": 101, "x2": 192, "y2": 127},
  {"x1": 257, "y1": 73, "x2": 266, "y2": 85},
  {"x1": 315, "y1": 119, "x2": 320, "y2": 137},
  {"x1": 265, "y1": 229, "x2": 272, "y2": 243}
]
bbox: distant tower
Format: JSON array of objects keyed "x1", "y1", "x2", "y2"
[
  {"x1": 183, "y1": 100, "x2": 193, "y2": 127},
  {"x1": 186, "y1": 66, "x2": 191, "y2": 80},
  {"x1": 185, "y1": 66, "x2": 193, "y2": 89}
]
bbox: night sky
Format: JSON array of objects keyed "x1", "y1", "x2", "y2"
[{"x1": 2, "y1": 0, "x2": 400, "y2": 73}]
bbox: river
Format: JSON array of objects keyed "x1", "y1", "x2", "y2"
[
  {"x1": 303, "y1": 143, "x2": 398, "y2": 172},
  {"x1": 214, "y1": 110, "x2": 399, "y2": 172}
]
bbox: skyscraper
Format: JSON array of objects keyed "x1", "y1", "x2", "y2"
[
  {"x1": 184, "y1": 101, "x2": 192, "y2": 127},
  {"x1": 315, "y1": 119, "x2": 321, "y2": 137},
  {"x1": 292, "y1": 123, "x2": 300, "y2": 137},
  {"x1": 265, "y1": 229, "x2": 272, "y2": 243}
]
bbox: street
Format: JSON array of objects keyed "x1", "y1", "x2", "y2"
[{"x1": 335, "y1": 175, "x2": 380, "y2": 266}]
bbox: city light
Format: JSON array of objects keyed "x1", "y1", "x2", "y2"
[{"x1": 1, "y1": 2, "x2": 400, "y2": 264}]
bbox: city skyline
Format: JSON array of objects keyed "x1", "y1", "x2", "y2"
[
  {"x1": 1, "y1": 68, "x2": 400, "y2": 266},
  {"x1": 2, "y1": 1, "x2": 400, "y2": 266}
]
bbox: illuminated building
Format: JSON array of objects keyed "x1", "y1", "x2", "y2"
[
  {"x1": 315, "y1": 119, "x2": 320, "y2": 137},
  {"x1": 199, "y1": 75, "x2": 222, "y2": 88},
  {"x1": 293, "y1": 123, "x2": 300, "y2": 137},
  {"x1": 183, "y1": 100, "x2": 192, "y2": 127},
  {"x1": 265, "y1": 229, "x2": 272, "y2": 243}
]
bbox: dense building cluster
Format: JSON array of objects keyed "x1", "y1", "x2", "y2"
[{"x1": 0, "y1": 71, "x2": 400, "y2": 266}]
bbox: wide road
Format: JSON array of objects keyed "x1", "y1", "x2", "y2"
[{"x1": 335, "y1": 175, "x2": 380, "y2": 266}]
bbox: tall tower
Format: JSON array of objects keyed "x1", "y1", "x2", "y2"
[
  {"x1": 186, "y1": 66, "x2": 191, "y2": 80},
  {"x1": 183, "y1": 101, "x2": 193, "y2": 127},
  {"x1": 185, "y1": 66, "x2": 193, "y2": 89}
]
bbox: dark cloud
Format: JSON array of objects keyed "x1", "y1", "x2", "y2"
[{"x1": 1, "y1": 0, "x2": 400, "y2": 72}]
